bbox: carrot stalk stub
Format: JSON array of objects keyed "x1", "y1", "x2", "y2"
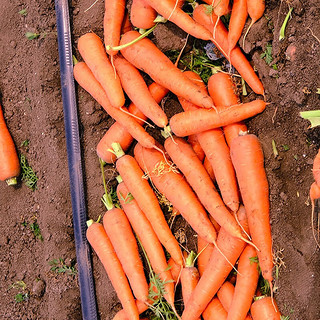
[
  {"x1": 0, "y1": 104, "x2": 20, "y2": 185},
  {"x1": 120, "y1": 31, "x2": 214, "y2": 109},
  {"x1": 230, "y1": 134, "x2": 274, "y2": 282}
]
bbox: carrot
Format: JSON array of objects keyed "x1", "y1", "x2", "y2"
[
  {"x1": 227, "y1": 245, "x2": 259, "y2": 320},
  {"x1": 165, "y1": 137, "x2": 244, "y2": 238},
  {"x1": 113, "y1": 146, "x2": 183, "y2": 266},
  {"x1": 177, "y1": 71, "x2": 240, "y2": 211},
  {"x1": 187, "y1": 135, "x2": 205, "y2": 162},
  {"x1": 0, "y1": 104, "x2": 20, "y2": 185},
  {"x1": 203, "y1": 156, "x2": 215, "y2": 181},
  {"x1": 168, "y1": 257, "x2": 182, "y2": 284},
  {"x1": 310, "y1": 182, "x2": 320, "y2": 248},
  {"x1": 97, "y1": 82, "x2": 168, "y2": 163},
  {"x1": 86, "y1": 220, "x2": 140, "y2": 320},
  {"x1": 217, "y1": 281, "x2": 235, "y2": 311},
  {"x1": 120, "y1": 31, "x2": 214, "y2": 109},
  {"x1": 313, "y1": 149, "x2": 320, "y2": 186},
  {"x1": 77, "y1": 33, "x2": 125, "y2": 108},
  {"x1": 102, "y1": 203, "x2": 149, "y2": 303},
  {"x1": 144, "y1": 0, "x2": 213, "y2": 40},
  {"x1": 104, "y1": 0, "x2": 126, "y2": 55},
  {"x1": 197, "y1": 236, "x2": 215, "y2": 277},
  {"x1": 121, "y1": 9, "x2": 133, "y2": 34},
  {"x1": 116, "y1": 182, "x2": 176, "y2": 307},
  {"x1": 207, "y1": 72, "x2": 248, "y2": 146},
  {"x1": 113, "y1": 55, "x2": 168, "y2": 127},
  {"x1": 73, "y1": 61, "x2": 156, "y2": 149},
  {"x1": 193, "y1": 5, "x2": 264, "y2": 95},
  {"x1": 230, "y1": 133, "x2": 274, "y2": 283},
  {"x1": 202, "y1": 298, "x2": 228, "y2": 320},
  {"x1": 181, "y1": 252, "x2": 200, "y2": 320},
  {"x1": 130, "y1": 0, "x2": 157, "y2": 29},
  {"x1": 170, "y1": 99, "x2": 267, "y2": 137},
  {"x1": 243, "y1": 0, "x2": 266, "y2": 49},
  {"x1": 134, "y1": 142, "x2": 218, "y2": 245},
  {"x1": 251, "y1": 297, "x2": 281, "y2": 320},
  {"x1": 228, "y1": 0, "x2": 248, "y2": 54},
  {"x1": 112, "y1": 299, "x2": 150, "y2": 320},
  {"x1": 181, "y1": 205, "x2": 249, "y2": 320}
]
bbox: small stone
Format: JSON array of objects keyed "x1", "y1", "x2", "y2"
[
  {"x1": 293, "y1": 91, "x2": 306, "y2": 105},
  {"x1": 296, "y1": 167, "x2": 301, "y2": 172},
  {"x1": 276, "y1": 76, "x2": 287, "y2": 85},
  {"x1": 269, "y1": 69, "x2": 278, "y2": 77},
  {"x1": 285, "y1": 44, "x2": 297, "y2": 61},
  {"x1": 32, "y1": 279, "x2": 46, "y2": 298},
  {"x1": 306, "y1": 158, "x2": 314, "y2": 165},
  {"x1": 288, "y1": 36, "x2": 295, "y2": 43},
  {"x1": 10, "y1": 40, "x2": 17, "y2": 48},
  {"x1": 73, "y1": 7, "x2": 80, "y2": 15},
  {"x1": 280, "y1": 192, "x2": 288, "y2": 202},
  {"x1": 64, "y1": 258, "x2": 73, "y2": 267}
]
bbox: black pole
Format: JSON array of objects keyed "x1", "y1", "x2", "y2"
[{"x1": 54, "y1": 1, "x2": 98, "y2": 319}]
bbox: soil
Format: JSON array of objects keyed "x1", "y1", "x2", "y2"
[{"x1": 0, "y1": 0, "x2": 320, "y2": 319}]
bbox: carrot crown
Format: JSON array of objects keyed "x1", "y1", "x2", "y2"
[
  {"x1": 185, "y1": 251, "x2": 197, "y2": 268},
  {"x1": 99, "y1": 158, "x2": 114, "y2": 211},
  {"x1": 116, "y1": 175, "x2": 123, "y2": 183},
  {"x1": 111, "y1": 142, "x2": 125, "y2": 159},
  {"x1": 6, "y1": 177, "x2": 18, "y2": 186}
]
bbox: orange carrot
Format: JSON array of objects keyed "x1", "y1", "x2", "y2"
[
  {"x1": 193, "y1": 5, "x2": 264, "y2": 95},
  {"x1": 310, "y1": 182, "x2": 320, "y2": 248},
  {"x1": 170, "y1": 99, "x2": 267, "y2": 137},
  {"x1": 197, "y1": 236, "x2": 215, "y2": 277},
  {"x1": 181, "y1": 205, "x2": 249, "y2": 320},
  {"x1": 207, "y1": 72, "x2": 248, "y2": 147},
  {"x1": 313, "y1": 149, "x2": 320, "y2": 186},
  {"x1": 144, "y1": 0, "x2": 213, "y2": 40},
  {"x1": 181, "y1": 252, "x2": 200, "y2": 320},
  {"x1": 134, "y1": 142, "x2": 218, "y2": 245},
  {"x1": 130, "y1": 0, "x2": 157, "y2": 29},
  {"x1": 187, "y1": 135, "x2": 205, "y2": 162},
  {"x1": 114, "y1": 147, "x2": 183, "y2": 266},
  {"x1": 243, "y1": 0, "x2": 266, "y2": 49},
  {"x1": 217, "y1": 281, "x2": 235, "y2": 311},
  {"x1": 113, "y1": 55, "x2": 168, "y2": 127},
  {"x1": 251, "y1": 297, "x2": 281, "y2": 320},
  {"x1": 113, "y1": 300, "x2": 149, "y2": 320},
  {"x1": 165, "y1": 137, "x2": 243, "y2": 237},
  {"x1": 104, "y1": 0, "x2": 126, "y2": 55},
  {"x1": 86, "y1": 221, "x2": 140, "y2": 320},
  {"x1": 116, "y1": 182, "x2": 176, "y2": 307},
  {"x1": 202, "y1": 297, "x2": 228, "y2": 320},
  {"x1": 103, "y1": 207, "x2": 149, "y2": 303},
  {"x1": 227, "y1": 245, "x2": 259, "y2": 320},
  {"x1": 168, "y1": 257, "x2": 182, "y2": 284},
  {"x1": 0, "y1": 104, "x2": 20, "y2": 185},
  {"x1": 203, "y1": 156, "x2": 215, "y2": 181},
  {"x1": 97, "y1": 82, "x2": 168, "y2": 163},
  {"x1": 228, "y1": 0, "x2": 248, "y2": 54},
  {"x1": 230, "y1": 134, "x2": 274, "y2": 283},
  {"x1": 120, "y1": 31, "x2": 214, "y2": 109},
  {"x1": 77, "y1": 33, "x2": 125, "y2": 108},
  {"x1": 121, "y1": 9, "x2": 133, "y2": 34},
  {"x1": 73, "y1": 61, "x2": 155, "y2": 149}
]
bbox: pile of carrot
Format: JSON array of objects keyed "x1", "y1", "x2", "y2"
[{"x1": 73, "y1": 0, "x2": 284, "y2": 319}]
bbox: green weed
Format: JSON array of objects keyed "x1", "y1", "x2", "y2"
[
  {"x1": 261, "y1": 43, "x2": 273, "y2": 65},
  {"x1": 19, "y1": 154, "x2": 38, "y2": 190},
  {"x1": 49, "y1": 258, "x2": 77, "y2": 276}
]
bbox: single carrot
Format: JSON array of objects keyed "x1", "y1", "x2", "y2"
[
  {"x1": 313, "y1": 149, "x2": 320, "y2": 186},
  {"x1": 203, "y1": 156, "x2": 215, "y2": 181},
  {"x1": 197, "y1": 236, "x2": 215, "y2": 277},
  {"x1": 227, "y1": 245, "x2": 259, "y2": 320},
  {"x1": 130, "y1": 0, "x2": 157, "y2": 29},
  {"x1": 73, "y1": 61, "x2": 155, "y2": 149},
  {"x1": 168, "y1": 256, "x2": 182, "y2": 284},
  {"x1": 243, "y1": 0, "x2": 266, "y2": 49},
  {"x1": 228, "y1": 0, "x2": 248, "y2": 54},
  {"x1": 207, "y1": 72, "x2": 248, "y2": 147},
  {"x1": 77, "y1": 33, "x2": 125, "y2": 108},
  {"x1": 104, "y1": 0, "x2": 126, "y2": 55},
  {"x1": 164, "y1": 137, "x2": 244, "y2": 238},
  {"x1": 177, "y1": 71, "x2": 240, "y2": 211},
  {"x1": 181, "y1": 205, "x2": 249, "y2": 320},
  {"x1": 113, "y1": 145, "x2": 183, "y2": 266},
  {"x1": 120, "y1": 31, "x2": 214, "y2": 109},
  {"x1": 86, "y1": 220, "x2": 140, "y2": 320},
  {"x1": 102, "y1": 196, "x2": 149, "y2": 303},
  {"x1": 310, "y1": 182, "x2": 320, "y2": 248},
  {"x1": 170, "y1": 99, "x2": 267, "y2": 137},
  {"x1": 230, "y1": 134, "x2": 274, "y2": 283},
  {"x1": 202, "y1": 298, "x2": 228, "y2": 320},
  {"x1": 181, "y1": 251, "x2": 200, "y2": 320},
  {"x1": 116, "y1": 182, "x2": 176, "y2": 307},
  {"x1": 121, "y1": 9, "x2": 133, "y2": 34},
  {"x1": 0, "y1": 104, "x2": 20, "y2": 185},
  {"x1": 97, "y1": 82, "x2": 168, "y2": 163},
  {"x1": 193, "y1": 5, "x2": 264, "y2": 95},
  {"x1": 112, "y1": 300, "x2": 149, "y2": 320},
  {"x1": 134, "y1": 142, "x2": 218, "y2": 245},
  {"x1": 144, "y1": 0, "x2": 213, "y2": 40},
  {"x1": 187, "y1": 135, "x2": 205, "y2": 162},
  {"x1": 113, "y1": 55, "x2": 168, "y2": 127},
  {"x1": 251, "y1": 296, "x2": 281, "y2": 320}
]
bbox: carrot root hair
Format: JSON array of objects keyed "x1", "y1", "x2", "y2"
[
  {"x1": 119, "y1": 106, "x2": 155, "y2": 128},
  {"x1": 311, "y1": 198, "x2": 320, "y2": 248},
  {"x1": 242, "y1": 19, "x2": 254, "y2": 50},
  {"x1": 168, "y1": 0, "x2": 180, "y2": 20},
  {"x1": 234, "y1": 211, "x2": 252, "y2": 240}
]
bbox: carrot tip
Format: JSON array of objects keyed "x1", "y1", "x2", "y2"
[{"x1": 6, "y1": 177, "x2": 18, "y2": 186}]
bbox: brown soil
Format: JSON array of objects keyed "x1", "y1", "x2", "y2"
[{"x1": 0, "y1": 0, "x2": 320, "y2": 319}]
